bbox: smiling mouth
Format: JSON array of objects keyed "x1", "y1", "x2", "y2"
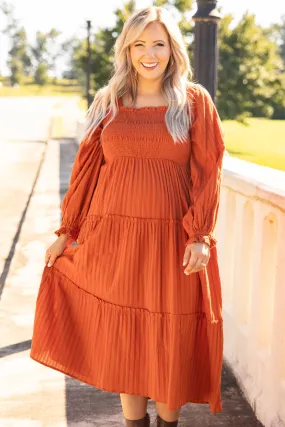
[{"x1": 141, "y1": 62, "x2": 158, "y2": 70}]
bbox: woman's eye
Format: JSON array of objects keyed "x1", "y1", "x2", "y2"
[{"x1": 134, "y1": 43, "x2": 165, "y2": 47}]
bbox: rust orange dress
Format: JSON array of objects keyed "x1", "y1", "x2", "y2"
[{"x1": 30, "y1": 82, "x2": 226, "y2": 413}]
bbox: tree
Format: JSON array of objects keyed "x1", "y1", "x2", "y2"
[
  {"x1": 279, "y1": 16, "x2": 285, "y2": 66},
  {"x1": 61, "y1": 36, "x2": 85, "y2": 81},
  {"x1": 31, "y1": 29, "x2": 61, "y2": 85},
  {"x1": 154, "y1": 0, "x2": 192, "y2": 13},
  {"x1": 34, "y1": 63, "x2": 49, "y2": 86},
  {"x1": 65, "y1": 1, "x2": 136, "y2": 94},
  {"x1": 265, "y1": 15, "x2": 285, "y2": 67},
  {"x1": 47, "y1": 28, "x2": 62, "y2": 81},
  {"x1": 218, "y1": 12, "x2": 285, "y2": 120},
  {"x1": 91, "y1": 0, "x2": 136, "y2": 91},
  {"x1": 9, "y1": 57, "x2": 23, "y2": 85},
  {"x1": 0, "y1": 2, "x2": 31, "y2": 84}
]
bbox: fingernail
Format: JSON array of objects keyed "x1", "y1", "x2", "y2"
[
  {"x1": 183, "y1": 261, "x2": 187, "y2": 266},
  {"x1": 184, "y1": 271, "x2": 189, "y2": 275},
  {"x1": 47, "y1": 263, "x2": 52, "y2": 267}
]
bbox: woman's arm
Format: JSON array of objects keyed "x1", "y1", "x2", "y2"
[
  {"x1": 55, "y1": 122, "x2": 105, "y2": 242},
  {"x1": 182, "y1": 84, "x2": 226, "y2": 249}
]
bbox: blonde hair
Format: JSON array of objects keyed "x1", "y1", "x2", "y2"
[{"x1": 84, "y1": 6, "x2": 193, "y2": 144}]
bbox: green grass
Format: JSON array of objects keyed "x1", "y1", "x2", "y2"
[
  {"x1": 78, "y1": 97, "x2": 88, "y2": 112},
  {"x1": 223, "y1": 118, "x2": 285, "y2": 172},
  {"x1": 0, "y1": 83, "x2": 82, "y2": 97}
]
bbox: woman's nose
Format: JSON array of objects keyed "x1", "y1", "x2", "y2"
[{"x1": 144, "y1": 46, "x2": 156, "y2": 58}]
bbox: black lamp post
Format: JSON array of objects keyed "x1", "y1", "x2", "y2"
[
  {"x1": 192, "y1": 0, "x2": 221, "y2": 104},
  {"x1": 86, "y1": 20, "x2": 92, "y2": 109}
]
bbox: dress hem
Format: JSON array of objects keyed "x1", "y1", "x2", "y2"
[
  {"x1": 30, "y1": 352, "x2": 222, "y2": 413},
  {"x1": 30, "y1": 265, "x2": 223, "y2": 414}
]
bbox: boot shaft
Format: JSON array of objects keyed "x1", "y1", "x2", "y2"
[
  {"x1": 156, "y1": 414, "x2": 179, "y2": 426},
  {"x1": 125, "y1": 412, "x2": 150, "y2": 426}
]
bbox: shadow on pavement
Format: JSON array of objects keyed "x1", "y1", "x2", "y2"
[
  {"x1": 63, "y1": 362, "x2": 264, "y2": 426},
  {"x1": 0, "y1": 340, "x2": 32, "y2": 358}
]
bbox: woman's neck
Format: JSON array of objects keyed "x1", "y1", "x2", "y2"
[{"x1": 137, "y1": 77, "x2": 162, "y2": 96}]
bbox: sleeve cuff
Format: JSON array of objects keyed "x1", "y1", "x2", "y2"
[
  {"x1": 54, "y1": 225, "x2": 80, "y2": 242},
  {"x1": 185, "y1": 233, "x2": 217, "y2": 249}
]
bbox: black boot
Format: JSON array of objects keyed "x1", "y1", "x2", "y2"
[
  {"x1": 125, "y1": 412, "x2": 150, "y2": 426},
  {"x1": 156, "y1": 413, "x2": 178, "y2": 426}
]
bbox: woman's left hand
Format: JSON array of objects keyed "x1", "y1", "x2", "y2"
[{"x1": 183, "y1": 242, "x2": 210, "y2": 275}]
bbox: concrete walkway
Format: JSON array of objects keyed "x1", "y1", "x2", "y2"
[{"x1": 0, "y1": 137, "x2": 264, "y2": 426}]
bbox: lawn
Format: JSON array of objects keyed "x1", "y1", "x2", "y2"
[
  {"x1": 0, "y1": 85, "x2": 82, "y2": 97},
  {"x1": 78, "y1": 97, "x2": 88, "y2": 112},
  {"x1": 0, "y1": 77, "x2": 82, "y2": 97},
  {"x1": 222, "y1": 118, "x2": 285, "y2": 172}
]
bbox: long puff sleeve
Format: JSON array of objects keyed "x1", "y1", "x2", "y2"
[
  {"x1": 182, "y1": 84, "x2": 226, "y2": 249},
  {"x1": 54, "y1": 122, "x2": 105, "y2": 242}
]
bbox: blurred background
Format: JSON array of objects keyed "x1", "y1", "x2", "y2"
[{"x1": 0, "y1": 1, "x2": 285, "y2": 427}]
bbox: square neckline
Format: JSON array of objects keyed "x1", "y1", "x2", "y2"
[{"x1": 118, "y1": 96, "x2": 168, "y2": 111}]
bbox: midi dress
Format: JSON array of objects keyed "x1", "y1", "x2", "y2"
[{"x1": 30, "y1": 82, "x2": 226, "y2": 413}]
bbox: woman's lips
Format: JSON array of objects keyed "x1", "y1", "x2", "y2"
[{"x1": 141, "y1": 62, "x2": 158, "y2": 70}]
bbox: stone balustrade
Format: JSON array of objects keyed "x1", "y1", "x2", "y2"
[{"x1": 217, "y1": 156, "x2": 285, "y2": 427}]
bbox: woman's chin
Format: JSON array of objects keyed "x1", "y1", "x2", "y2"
[{"x1": 138, "y1": 71, "x2": 164, "y2": 81}]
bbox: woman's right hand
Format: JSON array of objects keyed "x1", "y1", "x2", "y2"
[{"x1": 45, "y1": 234, "x2": 71, "y2": 267}]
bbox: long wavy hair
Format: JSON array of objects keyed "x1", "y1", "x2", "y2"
[{"x1": 84, "y1": 6, "x2": 193, "y2": 144}]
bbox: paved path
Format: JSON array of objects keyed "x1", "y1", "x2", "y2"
[
  {"x1": 0, "y1": 98, "x2": 264, "y2": 426},
  {"x1": 0, "y1": 96, "x2": 80, "y2": 141}
]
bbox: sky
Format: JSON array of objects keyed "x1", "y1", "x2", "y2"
[{"x1": 0, "y1": 0, "x2": 284, "y2": 76}]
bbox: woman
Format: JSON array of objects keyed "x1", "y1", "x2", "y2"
[{"x1": 30, "y1": 6, "x2": 225, "y2": 427}]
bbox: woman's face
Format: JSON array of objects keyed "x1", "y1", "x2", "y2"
[{"x1": 130, "y1": 21, "x2": 171, "y2": 82}]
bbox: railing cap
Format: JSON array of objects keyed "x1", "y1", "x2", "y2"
[{"x1": 223, "y1": 156, "x2": 285, "y2": 212}]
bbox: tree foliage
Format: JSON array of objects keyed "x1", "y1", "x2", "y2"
[
  {"x1": 1, "y1": 2, "x2": 62, "y2": 85},
  {"x1": 68, "y1": 1, "x2": 136, "y2": 95},
  {"x1": 266, "y1": 15, "x2": 285, "y2": 66},
  {"x1": 218, "y1": 12, "x2": 285, "y2": 120},
  {"x1": 154, "y1": 0, "x2": 192, "y2": 13},
  {"x1": 0, "y1": 2, "x2": 31, "y2": 84},
  {"x1": 31, "y1": 29, "x2": 61, "y2": 84}
]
